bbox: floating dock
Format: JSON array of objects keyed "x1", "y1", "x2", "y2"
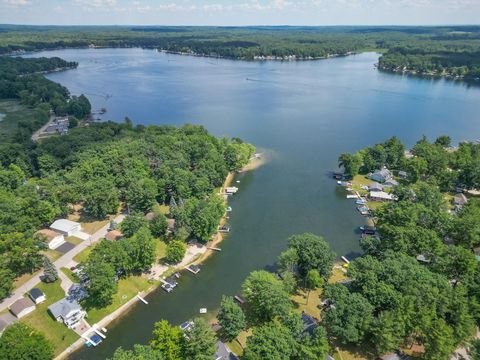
[{"x1": 136, "y1": 294, "x2": 148, "y2": 304}]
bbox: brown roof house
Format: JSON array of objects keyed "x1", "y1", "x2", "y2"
[
  {"x1": 105, "y1": 230, "x2": 123, "y2": 241},
  {"x1": 36, "y1": 229, "x2": 65, "y2": 250},
  {"x1": 9, "y1": 297, "x2": 35, "y2": 318}
]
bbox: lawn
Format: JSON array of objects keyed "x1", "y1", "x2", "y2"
[
  {"x1": 21, "y1": 281, "x2": 78, "y2": 356},
  {"x1": 61, "y1": 267, "x2": 80, "y2": 283},
  {"x1": 86, "y1": 275, "x2": 158, "y2": 324},
  {"x1": 42, "y1": 248, "x2": 63, "y2": 262},
  {"x1": 329, "y1": 264, "x2": 348, "y2": 284},
  {"x1": 80, "y1": 219, "x2": 109, "y2": 235},
  {"x1": 13, "y1": 270, "x2": 41, "y2": 289},
  {"x1": 351, "y1": 175, "x2": 372, "y2": 194},
  {"x1": 73, "y1": 246, "x2": 94, "y2": 264},
  {"x1": 291, "y1": 288, "x2": 323, "y2": 319},
  {"x1": 156, "y1": 240, "x2": 167, "y2": 261},
  {"x1": 227, "y1": 329, "x2": 251, "y2": 357},
  {"x1": 66, "y1": 236, "x2": 84, "y2": 246}
]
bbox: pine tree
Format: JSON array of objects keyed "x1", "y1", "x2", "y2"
[{"x1": 42, "y1": 256, "x2": 58, "y2": 283}]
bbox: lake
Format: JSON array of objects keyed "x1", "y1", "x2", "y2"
[{"x1": 27, "y1": 48, "x2": 480, "y2": 359}]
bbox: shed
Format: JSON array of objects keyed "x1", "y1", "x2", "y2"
[
  {"x1": 370, "y1": 191, "x2": 395, "y2": 201},
  {"x1": 29, "y1": 288, "x2": 46, "y2": 304},
  {"x1": 105, "y1": 230, "x2": 123, "y2": 241},
  {"x1": 10, "y1": 298, "x2": 35, "y2": 318},
  {"x1": 368, "y1": 168, "x2": 393, "y2": 183},
  {"x1": 35, "y1": 229, "x2": 65, "y2": 250},
  {"x1": 50, "y1": 219, "x2": 82, "y2": 237}
]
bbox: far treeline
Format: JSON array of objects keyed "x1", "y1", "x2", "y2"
[
  {"x1": 1, "y1": 25, "x2": 480, "y2": 80},
  {"x1": 0, "y1": 56, "x2": 91, "y2": 142}
]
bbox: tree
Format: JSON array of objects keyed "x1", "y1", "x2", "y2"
[
  {"x1": 277, "y1": 248, "x2": 298, "y2": 274},
  {"x1": 108, "y1": 345, "x2": 160, "y2": 360},
  {"x1": 435, "y1": 135, "x2": 451, "y2": 148},
  {"x1": 182, "y1": 318, "x2": 216, "y2": 360},
  {"x1": 287, "y1": 233, "x2": 336, "y2": 279},
  {"x1": 0, "y1": 322, "x2": 53, "y2": 360},
  {"x1": 121, "y1": 212, "x2": 149, "y2": 238},
  {"x1": 84, "y1": 259, "x2": 117, "y2": 307},
  {"x1": 218, "y1": 296, "x2": 246, "y2": 341},
  {"x1": 165, "y1": 240, "x2": 186, "y2": 264},
  {"x1": 42, "y1": 256, "x2": 58, "y2": 283},
  {"x1": 150, "y1": 212, "x2": 168, "y2": 238},
  {"x1": 125, "y1": 178, "x2": 158, "y2": 213},
  {"x1": 241, "y1": 270, "x2": 292, "y2": 324},
  {"x1": 298, "y1": 326, "x2": 330, "y2": 360},
  {"x1": 338, "y1": 153, "x2": 362, "y2": 177},
  {"x1": 128, "y1": 227, "x2": 156, "y2": 272},
  {"x1": 469, "y1": 339, "x2": 480, "y2": 360},
  {"x1": 243, "y1": 321, "x2": 297, "y2": 360},
  {"x1": 188, "y1": 195, "x2": 225, "y2": 242},
  {"x1": 150, "y1": 320, "x2": 183, "y2": 360},
  {"x1": 305, "y1": 269, "x2": 324, "y2": 304},
  {"x1": 83, "y1": 178, "x2": 119, "y2": 218},
  {"x1": 0, "y1": 264, "x2": 14, "y2": 300}
]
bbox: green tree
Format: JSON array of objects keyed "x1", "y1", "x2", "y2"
[
  {"x1": 165, "y1": 240, "x2": 186, "y2": 264},
  {"x1": 338, "y1": 153, "x2": 362, "y2": 177},
  {"x1": 125, "y1": 178, "x2": 158, "y2": 213},
  {"x1": 277, "y1": 248, "x2": 298, "y2": 274},
  {"x1": 128, "y1": 227, "x2": 156, "y2": 272},
  {"x1": 108, "y1": 345, "x2": 160, "y2": 360},
  {"x1": 121, "y1": 212, "x2": 149, "y2": 238},
  {"x1": 298, "y1": 326, "x2": 330, "y2": 360},
  {"x1": 150, "y1": 212, "x2": 168, "y2": 238},
  {"x1": 243, "y1": 321, "x2": 297, "y2": 360},
  {"x1": 0, "y1": 322, "x2": 54, "y2": 360},
  {"x1": 84, "y1": 259, "x2": 117, "y2": 307},
  {"x1": 42, "y1": 256, "x2": 58, "y2": 283},
  {"x1": 83, "y1": 178, "x2": 119, "y2": 218},
  {"x1": 305, "y1": 269, "x2": 324, "y2": 304},
  {"x1": 242, "y1": 270, "x2": 292, "y2": 324},
  {"x1": 182, "y1": 318, "x2": 216, "y2": 360},
  {"x1": 469, "y1": 339, "x2": 480, "y2": 360},
  {"x1": 288, "y1": 233, "x2": 336, "y2": 279},
  {"x1": 0, "y1": 264, "x2": 14, "y2": 300},
  {"x1": 218, "y1": 295, "x2": 246, "y2": 341},
  {"x1": 150, "y1": 320, "x2": 183, "y2": 360},
  {"x1": 434, "y1": 135, "x2": 451, "y2": 148}
]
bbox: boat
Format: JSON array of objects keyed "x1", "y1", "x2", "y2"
[
  {"x1": 226, "y1": 206, "x2": 232, "y2": 212},
  {"x1": 346, "y1": 194, "x2": 359, "y2": 199},
  {"x1": 218, "y1": 226, "x2": 230, "y2": 233},
  {"x1": 357, "y1": 205, "x2": 370, "y2": 215},
  {"x1": 180, "y1": 321, "x2": 193, "y2": 332},
  {"x1": 199, "y1": 308, "x2": 207, "y2": 314},
  {"x1": 186, "y1": 264, "x2": 201, "y2": 274},
  {"x1": 161, "y1": 283, "x2": 174, "y2": 293},
  {"x1": 174, "y1": 272, "x2": 181, "y2": 279},
  {"x1": 355, "y1": 199, "x2": 366, "y2": 205}
]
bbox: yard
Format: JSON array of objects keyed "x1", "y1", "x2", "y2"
[
  {"x1": 86, "y1": 275, "x2": 158, "y2": 324},
  {"x1": 73, "y1": 246, "x2": 94, "y2": 264},
  {"x1": 61, "y1": 267, "x2": 80, "y2": 283},
  {"x1": 21, "y1": 281, "x2": 78, "y2": 356}
]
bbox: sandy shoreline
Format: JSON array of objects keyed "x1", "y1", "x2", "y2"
[{"x1": 55, "y1": 153, "x2": 267, "y2": 359}]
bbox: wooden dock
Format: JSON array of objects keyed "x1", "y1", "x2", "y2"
[{"x1": 136, "y1": 294, "x2": 148, "y2": 304}]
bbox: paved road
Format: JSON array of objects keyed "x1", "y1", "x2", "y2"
[
  {"x1": 0, "y1": 214, "x2": 125, "y2": 313},
  {"x1": 31, "y1": 114, "x2": 56, "y2": 141}
]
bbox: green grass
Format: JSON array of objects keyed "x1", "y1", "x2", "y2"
[
  {"x1": 65, "y1": 236, "x2": 84, "y2": 246},
  {"x1": 73, "y1": 246, "x2": 93, "y2": 264},
  {"x1": 86, "y1": 275, "x2": 158, "y2": 324},
  {"x1": 21, "y1": 281, "x2": 78, "y2": 356},
  {"x1": 156, "y1": 240, "x2": 167, "y2": 261},
  {"x1": 60, "y1": 267, "x2": 80, "y2": 283},
  {"x1": 0, "y1": 99, "x2": 36, "y2": 142}
]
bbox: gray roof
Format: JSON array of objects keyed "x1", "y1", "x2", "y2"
[
  {"x1": 454, "y1": 193, "x2": 468, "y2": 205},
  {"x1": 48, "y1": 298, "x2": 81, "y2": 319},
  {"x1": 215, "y1": 341, "x2": 239, "y2": 360},
  {"x1": 380, "y1": 354, "x2": 401, "y2": 360},
  {"x1": 9, "y1": 298, "x2": 35, "y2": 316},
  {"x1": 29, "y1": 288, "x2": 45, "y2": 300}
]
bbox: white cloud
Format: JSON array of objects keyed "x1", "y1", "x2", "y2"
[{"x1": 3, "y1": 0, "x2": 31, "y2": 6}]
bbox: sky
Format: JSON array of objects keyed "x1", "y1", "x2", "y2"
[{"x1": 1, "y1": 0, "x2": 479, "y2": 26}]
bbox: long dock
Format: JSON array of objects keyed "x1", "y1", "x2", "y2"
[
  {"x1": 136, "y1": 294, "x2": 148, "y2": 304},
  {"x1": 207, "y1": 247, "x2": 221, "y2": 251}
]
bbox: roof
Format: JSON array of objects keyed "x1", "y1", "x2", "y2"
[
  {"x1": 380, "y1": 353, "x2": 401, "y2": 360},
  {"x1": 48, "y1": 298, "x2": 81, "y2": 319},
  {"x1": 10, "y1": 298, "x2": 35, "y2": 316},
  {"x1": 50, "y1": 219, "x2": 81, "y2": 232},
  {"x1": 167, "y1": 218, "x2": 175, "y2": 230},
  {"x1": 29, "y1": 288, "x2": 45, "y2": 300},
  {"x1": 370, "y1": 191, "x2": 395, "y2": 200},
  {"x1": 370, "y1": 168, "x2": 392, "y2": 180},
  {"x1": 454, "y1": 193, "x2": 468, "y2": 205},
  {"x1": 105, "y1": 230, "x2": 123, "y2": 241},
  {"x1": 35, "y1": 229, "x2": 63, "y2": 241},
  {"x1": 145, "y1": 212, "x2": 155, "y2": 221},
  {"x1": 215, "y1": 341, "x2": 239, "y2": 360},
  {"x1": 368, "y1": 182, "x2": 384, "y2": 190}
]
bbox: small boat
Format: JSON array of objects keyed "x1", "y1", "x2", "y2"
[
  {"x1": 199, "y1": 308, "x2": 207, "y2": 314},
  {"x1": 346, "y1": 194, "x2": 359, "y2": 199},
  {"x1": 186, "y1": 264, "x2": 201, "y2": 274},
  {"x1": 218, "y1": 226, "x2": 230, "y2": 233},
  {"x1": 180, "y1": 321, "x2": 193, "y2": 332},
  {"x1": 226, "y1": 206, "x2": 232, "y2": 212},
  {"x1": 161, "y1": 283, "x2": 174, "y2": 293},
  {"x1": 88, "y1": 334, "x2": 103, "y2": 346},
  {"x1": 174, "y1": 272, "x2": 181, "y2": 279},
  {"x1": 234, "y1": 295, "x2": 245, "y2": 304},
  {"x1": 355, "y1": 199, "x2": 366, "y2": 205}
]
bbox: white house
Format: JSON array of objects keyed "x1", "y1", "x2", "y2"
[
  {"x1": 29, "y1": 288, "x2": 46, "y2": 305},
  {"x1": 36, "y1": 229, "x2": 65, "y2": 249},
  {"x1": 368, "y1": 168, "x2": 393, "y2": 183},
  {"x1": 50, "y1": 219, "x2": 82, "y2": 237},
  {"x1": 370, "y1": 191, "x2": 395, "y2": 201},
  {"x1": 9, "y1": 298, "x2": 36, "y2": 318},
  {"x1": 48, "y1": 298, "x2": 86, "y2": 329}
]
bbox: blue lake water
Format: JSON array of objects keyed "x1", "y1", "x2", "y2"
[{"x1": 26, "y1": 48, "x2": 480, "y2": 359}]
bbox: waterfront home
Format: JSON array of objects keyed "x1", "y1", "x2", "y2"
[
  {"x1": 384, "y1": 179, "x2": 399, "y2": 187},
  {"x1": 215, "y1": 341, "x2": 239, "y2": 360},
  {"x1": 67, "y1": 284, "x2": 88, "y2": 302},
  {"x1": 9, "y1": 298, "x2": 36, "y2": 318},
  {"x1": 48, "y1": 298, "x2": 86, "y2": 329},
  {"x1": 454, "y1": 193, "x2": 468, "y2": 210},
  {"x1": 29, "y1": 288, "x2": 46, "y2": 304},
  {"x1": 35, "y1": 228, "x2": 65, "y2": 249},
  {"x1": 404, "y1": 150, "x2": 414, "y2": 159},
  {"x1": 50, "y1": 219, "x2": 82, "y2": 237},
  {"x1": 369, "y1": 191, "x2": 395, "y2": 201},
  {"x1": 368, "y1": 183, "x2": 384, "y2": 192},
  {"x1": 46, "y1": 116, "x2": 69, "y2": 135},
  {"x1": 368, "y1": 168, "x2": 393, "y2": 183},
  {"x1": 105, "y1": 229, "x2": 123, "y2": 241}
]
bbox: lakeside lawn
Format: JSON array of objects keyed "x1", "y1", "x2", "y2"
[
  {"x1": 156, "y1": 240, "x2": 167, "y2": 260},
  {"x1": 86, "y1": 275, "x2": 158, "y2": 324},
  {"x1": 21, "y1": 281, "x2": 78, "y2": 356}
]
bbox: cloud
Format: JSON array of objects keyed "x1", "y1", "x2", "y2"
[{"x1": 3, "y1": 0, "x2": 31, "y2": 6}]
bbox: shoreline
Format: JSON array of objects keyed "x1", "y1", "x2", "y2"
[{"x1": 55, "y1": 153, "x2": 267, "y2": 360}]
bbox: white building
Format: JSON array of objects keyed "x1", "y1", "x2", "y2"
[
  {"x1": 50, "y1": 219, "x2": 82, "y2": 237},
  {"x1": 36, "y1": 229, "x2": 65, "y2": 249},
  {"x1": 29, "y1": 288, "x2": 46, "y2": 305},
  {"x1": 9, "y1": 298, "x2": 36, "y2": 318},
  {"x1": 48, "y1": 298, "x2": 86, "y2": 329},
  {"x1": 370, "y1": 191, "x2": 395, "y2": 201}
]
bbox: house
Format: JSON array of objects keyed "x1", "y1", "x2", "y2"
[
  {"x1": 9, "y1": 298, "x2": 36, "y2": 318},
  {"x1": 380, "y1": 353, "x2": 401, "y2": 360},
  {"x1": 215, "y1": 341, "x2": 239, "y2": 360},
  {"x1": 67, "y1": 284, "x2": 88, "y2": 302},
  {"x1": 105, "y1": 230, "x2": 123, "y2": 241},
  {"x1": 368, "y1": 183, "x2": 384, "y2": 192},
  {"x1": 48, "y1": 298, "x2": 86, "y2": 329},
  {"x1": 35, "y1": 229, "x2": 65, "y2": 249},
  {"x1": 29, "y1": 288, "x2": 46, "y2": 304},
  {"x1": 368, "y1": 168, "x2": 393, "y2": 183},
  {"x1": 370, "y1": 191, "x2": 395, "y2": 201},
  {"x1": 384, "y1": 179, "x2": 399, "y2": 187},
  {"x1": 454, "y1": 193, "x2": 468, "y2": 209},
  {"x1": 404, "y1": 150, "x2": 414, "y2": 159},
  {"x1": 50, "y1": 219, "x2": 82, "y2": 237},
  {"x1": 46, "y1": 116, "x2": 69, "y2": 135},
  {"x1": 398, "y1": 170, "x2": 408, "y2": 179},
  {"x1": 301, "y1": 311, "x2": 318, "y2": 335}
]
